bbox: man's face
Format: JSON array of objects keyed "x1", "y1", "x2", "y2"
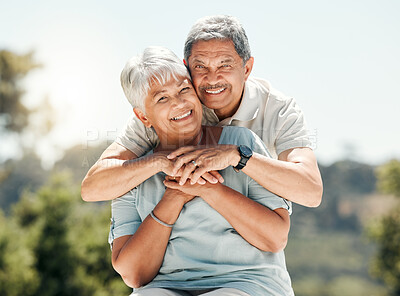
[{"x1": 187, "y1": 39, "x2": 253, "y2": 120}]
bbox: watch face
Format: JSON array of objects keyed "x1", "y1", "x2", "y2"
[{"x1": 239, "y1": 145, "x2": 253, "y2": 158}]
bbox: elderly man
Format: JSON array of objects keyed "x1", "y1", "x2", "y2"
[{"x1": 81, "y1": 15, "x2": 323, "y2": 207}]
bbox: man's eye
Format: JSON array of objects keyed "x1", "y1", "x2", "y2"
[
  {"x1": 221, "y1": 64, "x2": 231, "y2": 68},
  {"x1": 195, "y1": 65, "x2": 205, "y2": 69},
  {"x1": 157, "y1": 96, "x2": 167, "y2": 102}
]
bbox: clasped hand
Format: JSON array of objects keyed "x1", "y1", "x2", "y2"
[
  {"x1": 162, "y1": 144, "x2": 239, "y2": 186},
  {"x1": 163, "y1": 175, "x2": 222, "y2": 198}
]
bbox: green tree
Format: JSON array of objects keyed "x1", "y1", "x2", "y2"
[
  {"x1": 5, "y1": 172, "x2": 131, "y2": 296},
  {"x1": 369, "y1": 159, "x2": 400, "y2": 295},
  {"x1": 0, "y1": 210, "x2": 39, "y2": 296},
  {"x1": 0, "y1": 50, "x2": 39, "y2": 134},
  {"x1": 376, "y1": 159, "x2": 400, "y2": 197},
  {"x1": 0, "y1": 49, "x2": 56, "y2": 211},
  {"x1": 0, "y1": 152, "x2": 49, "y2": 212}
]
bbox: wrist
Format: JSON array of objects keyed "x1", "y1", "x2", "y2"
[
  {"x1": 199, "y1": 183, "x2": 223, "y2": 202},
  {"x1": 154, "y1": 196, "x2": 184, "y2": 225},
  {"x1": 233, "y1": 145, "x2": 253, "y2": 172},
  {"x1": 152, "y1": 152, "x2": 169, "y2": 173},
  {"x1": 229, "y1": 145, "x2": 241, "y2": 167}
]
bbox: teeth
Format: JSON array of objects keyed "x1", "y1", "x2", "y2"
[
  {"x1": 172, "y1": 110, "x2": 192, "y2": 120},
  {"x1": 205, "y1": 88, "x2": 225, "y2": 94}
]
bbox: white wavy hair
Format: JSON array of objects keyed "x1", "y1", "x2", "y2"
[{"x1": 120, "y1": 46, "x2": 190, "y2": 111}]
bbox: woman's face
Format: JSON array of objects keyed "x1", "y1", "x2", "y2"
[{"x1": 137, "y1": 76, "x2": 203, "y2": 146}]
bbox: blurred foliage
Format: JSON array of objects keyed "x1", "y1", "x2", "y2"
[
  {"x1": 0, "y1": 209, "x2": 39, "y2": 295},
  {"x1": 368, "y1": 160, "x2": 400, "y2": 295},
  {"x1": 0, "y1": 47, "x2": 394, "y2": 295},
  {"x1": 0, "y1": 152, "x2": 49, "y2": 213},
  {"x1": 284, "y1": 160, "x2": 389, "y2": 296},
  {"x1": 291, "y1": 161, "x2": 376, "y2": 235},
  {"x1": 0, "y1": 50, "x2": 39, "y2": 133},
  {"x1": 286, "y1": 233, "x2": 387, "y2": 296},
  {"x1": 376, "y1": 159, "x2": 400, "y2": 198},
  {"x1": 53, "y1": 143, "x2": 108, "y2": 183},
  {"x1": 1, "y1": 141, "x2": 393, "y2": 295},
  {"x1": 0, "y1": 172, "x2": 131, "y2": 296}
]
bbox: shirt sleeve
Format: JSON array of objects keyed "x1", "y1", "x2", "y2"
[
  {"x1": 108, "y1": 188, "x2": 142, "y2": 249},
  {"x1": 115, "y1": 114, "x2": 160, "y2": 157},
  {"x1": 269, "y1": 95, "x2": 312, "y2": 156}
]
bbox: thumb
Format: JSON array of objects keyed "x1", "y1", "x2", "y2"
[{"x1": 163, "y1": 180, "x2": 179, "y2": 189}]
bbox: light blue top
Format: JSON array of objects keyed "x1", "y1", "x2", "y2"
[{"x1": 109, "y1": 126, "x2": 294, "y2": 296}]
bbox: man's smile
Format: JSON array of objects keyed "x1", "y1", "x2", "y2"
[{"x1": 205, "y1": 88, "x2": 226, "y2": 94}]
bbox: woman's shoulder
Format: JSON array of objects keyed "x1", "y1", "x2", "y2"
[
  {"x1": 220, "y1": 126, "x2": 256, "y2": 145},
  {"x1": 220, "y1": 126, "x2": 270, "y2": 157}
]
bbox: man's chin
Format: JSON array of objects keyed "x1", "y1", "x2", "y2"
[{"x1": 200, "y1": 97, "x2": 226, "y2": 111}]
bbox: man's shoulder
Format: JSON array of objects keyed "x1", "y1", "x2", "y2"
[{"x1": 247, "y1": 77, "x2": 293, "y2": 105}]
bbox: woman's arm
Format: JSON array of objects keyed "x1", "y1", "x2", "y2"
[
  {"x1": 111, "y1": 187, "x2": 194, "y2": 288},
  {"x1": 164, "y1": 180, "x2": 290, "y2": 253}
]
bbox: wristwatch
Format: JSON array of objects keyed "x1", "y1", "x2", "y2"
[{"x1": 233, "y1": 145, "x2": 253, "y2": 172}]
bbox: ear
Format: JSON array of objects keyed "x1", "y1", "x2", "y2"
[
  {"x1": 243, "y1": 57, "x2": 254, "y2": 81},
  {"x1": 133, "y1": 108, "x2": 152, "y2": 128}
]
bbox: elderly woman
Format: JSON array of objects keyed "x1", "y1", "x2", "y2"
[{"x1": 109, "y1": 46, "x2": 294, "y2": 296}]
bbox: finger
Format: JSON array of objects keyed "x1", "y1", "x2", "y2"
[
  {"x1": 190, "y1": 167, "x2": 213, "y2": 184},
  {"x1": 167, "y1": 146, "x2": 197, "y2": 160},
  {"x1": 165, "y1": 175, "x2": 177, "y2": 181},
  {"x1": 163, "y1": 180, "x2": 180, "y2": 189},
  {"x1": 196, "y1": 177, "x2": 206, "y2": 185},
  {"x1": 172, "y1": 155, "x2": 198, "y2": 175},
  {"x1": 195, "y1": 171, "x2": 218, "y2": 185},
  {"x1": 179, "y1": 163, "x2": 197, "y2": 185},
  {"x1": 173, "y1": 167, "x2": 184, "y2": 177},
  {"x1": 209, "y1": 170, "x2": 224, "y2": 183}
]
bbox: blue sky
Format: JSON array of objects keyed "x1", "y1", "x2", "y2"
[{"x1": 1, "y1": 0, "x2": 399, "y2": 165}]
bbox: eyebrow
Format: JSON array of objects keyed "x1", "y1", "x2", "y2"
[
  {"x1": 190, "y1": 57, "x2": 235, "y2": 65},
  {"x1": 220, "y1": 57, "x2": 235, "y2": 64},
  {"x1": 150, "y1": 79, "x2": 187, "y2": 99},
  {"x1": 191, "y1": 58, "x2": 205, "y2": 64},
  {"x1": 151, "y1": 89, "x2": 167, "y2": 98}
]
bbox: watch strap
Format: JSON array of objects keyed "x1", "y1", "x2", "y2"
[{"x1": 233, "y1": 145, "x2": 252, "y2": 172}]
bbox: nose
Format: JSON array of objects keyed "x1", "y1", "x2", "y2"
[
  {"x1": 204, "y1": 69, "x2": 221, "y2": 85},
  {"x1": 171, "y1": 94, "x2": 187, "y2": 108}
]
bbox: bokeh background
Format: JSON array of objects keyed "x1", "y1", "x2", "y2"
[{"x1": 1, "y1": 1, "x2": 400, "y2": 295}]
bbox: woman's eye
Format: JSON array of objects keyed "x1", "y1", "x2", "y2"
[
  {"x1": 157, "y1": 96, "x2": 167, "y2": 102},
  {"x1": 195, "y1": 65, "x2": 205, "y2": 69},
  {"x1": 180, "y1": 87, "x2": 190, "y2": 93},
  {"x1": 221, "y1": 64, "x2": 231, "y2": 68}
]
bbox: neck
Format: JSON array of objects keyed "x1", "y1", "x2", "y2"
[
  {"x1": 155, "y1": 127, "x2": 204, "y2": 152},
  {"x1": 215, "y1": 100, "x2": 241, "y2": 121},
  {"x1": 215, "y1": 88, "x2": 244, "y2": 121}
]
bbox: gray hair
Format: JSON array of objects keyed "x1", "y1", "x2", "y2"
[
  {"x1": 120, "y1": 46, "x2": 190, "y2": 110},
  {"x1": 184, "y1": 15, "x2": 251, "y2": 65}
]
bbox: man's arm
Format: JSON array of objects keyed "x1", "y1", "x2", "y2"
[
  {"x1": 81, "y1": 142, "x2": 168, "y2": 201},
  {"x1": 245, "y1": 147, "x2": 322, "y2": 207},
  {"x1": 81, "y1": 142, "x2": 222, "y2": 202},
  {"x1": 168, "y1": 146, "x2": 323, "y2": 207},
  {"x1": 164, "y1": 179, "x2": 290, "y2": 252}
]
